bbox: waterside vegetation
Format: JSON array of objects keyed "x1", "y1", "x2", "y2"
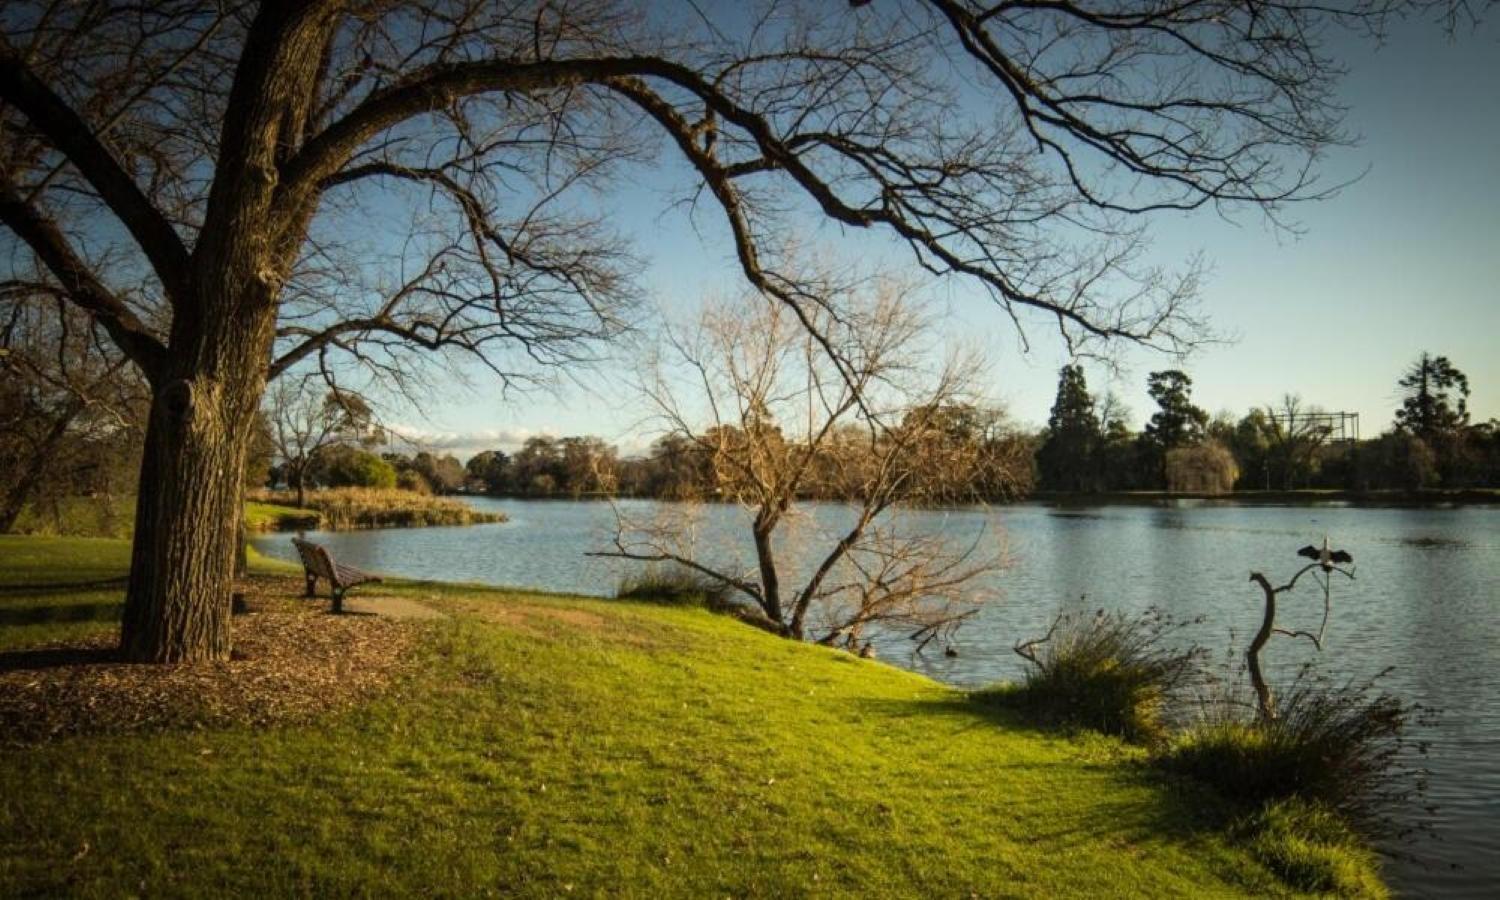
[
  {"x1": 0, "y1": 535, "x2": 1381, "y2": 897},
  {"x1": 247, "y1": 488, "x2": 506, "y2": 531}
]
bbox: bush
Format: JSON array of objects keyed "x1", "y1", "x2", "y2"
[
  {"x1": 976, "y1": 608, "x2": 1202, "y2": 743},
  {"x1": 315, "y1": 446, "x2": 398, "y2": 489},
  {"x1": 397, "y1": 469, "x2": 432, "y2": 494},
  {"x1": 1165, "y1": 441, "x2": 1238, "y2": 494},
  {"x1": 615, "y1": 566, "x2": 728, "y2": 607},
  {"x1": 1158, "y1": 672, "x2": 1424, "y2": 838}
]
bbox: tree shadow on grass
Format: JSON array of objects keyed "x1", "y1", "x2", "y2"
[
  {"x1": 0, "y1": 577, "x2": 127, "y2": 596},
  {"x1": 0, "y1": 644, "x2": 122, "y2": 673},
  {"x1": 0, "y1": 602, "x2": 122, "y2": 627}
]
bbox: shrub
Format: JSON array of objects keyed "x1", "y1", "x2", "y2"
[
  {"x1": 397, "y1": 469, "x2": 432, "y2": 494},
  {"x1": 1165, "y1": 440, "x2": 1238, "y2": 494},
  {"x1": 315, "y1": 446, "x2": 398, "y2": 489},
  {"x1": 977, "y1": 608, "x2": 1202, "y2": 743},
  {"x1": 1158, "y1": 671, "x2": 1425, "y2": 838},
  {"x1": 615, "y1": 566, "x2": 728, "y2": 607}
]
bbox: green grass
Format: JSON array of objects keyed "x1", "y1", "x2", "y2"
[
  {"x1": 0, "y1": 535, "x2": 132, "y2": 649},
  {"x1": 8, "y1": 495, "x2": 135, "y2": 538},
  {"x1": 243, "y1": 500, "x2": 322, "y2": 532},
  {"x1": 0, "y1": 537, "x2": 1383, "y2": 897}
]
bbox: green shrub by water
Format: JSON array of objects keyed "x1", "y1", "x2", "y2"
[
  {"x1": 1158, "y1": 672, "x2": 1423, "y2": 837},
  {"x1": 976, "y1": 607, "x2": 1202, "y2": 744},
  {"x1": 615, "y1": 566, "x2": 729, "y2": 607},
  {"x1": 1237, "y1": 798, "x2": 1387, "y2": 898}
]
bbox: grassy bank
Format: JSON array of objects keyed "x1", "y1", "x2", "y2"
[
  {"x1": 11, "y1": 489, "x2": 504, "y2": 541},
  {"x1": 249, "y1": 487, "x2": 507, "y2": 529},
  {"x1": 7, "y1": 495, "x2": 135, "y2": 539},
  {"x1": 243, "y1": 500, "x2": 323, "y2": 532},
  {"x1": 0, "y1": 536, "x2": 1382, "y2": 897}
]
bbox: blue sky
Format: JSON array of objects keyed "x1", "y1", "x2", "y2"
[{"x1": 388, "y1": 13, "x2": 1499, "y2": 459}]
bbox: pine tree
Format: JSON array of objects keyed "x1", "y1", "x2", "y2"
[
  {"x1": 1037, "y1": 365, "x2": 1102, "y2": 491},
  {"x1": 1394, "y1": 353, "x2": 1469, "y2": 439},
  {"x1": 1142, "y1": 370, "x2": 1208, "y2": 487}
]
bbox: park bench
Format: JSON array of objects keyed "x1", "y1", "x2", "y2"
[{"x1": 292, "y1": 538, "x2": 382, "y2": 613}]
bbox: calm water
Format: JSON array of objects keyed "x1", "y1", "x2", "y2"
[{"x1": 253, "y1": 498, "x2": 1500, "y2": 897}]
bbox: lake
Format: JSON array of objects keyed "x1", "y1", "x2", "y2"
[{"x1": 252, "y1": 497, "x2": 1500, "y2": 897}]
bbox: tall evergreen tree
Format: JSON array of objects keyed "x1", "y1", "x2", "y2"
[
  {"x1": 1394, "y1": 353, "x2": 1470, "y2": 439},
  {"x1": 1037, "y1": 365, "x2": 1101, "y2": 491},
  {"x1": 1142, "y1": 370, "x2": 1208, "y2": 487}
]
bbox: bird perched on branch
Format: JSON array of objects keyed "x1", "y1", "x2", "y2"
[{"x1": 1297, "y1": 536, "x2": 1353, "y2": 571}]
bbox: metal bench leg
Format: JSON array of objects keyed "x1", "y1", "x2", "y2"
[
  {"x1": 332, "y1": 587, "x2": 344, "y2": 614},
  {"x1": 305, "y1": 572, "x2": 318, "y2": 598}
]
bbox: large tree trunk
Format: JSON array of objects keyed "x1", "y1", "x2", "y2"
[
  {"x1": 752, "y1": 514, "x2": 785, "y2": 633},
  {"x1": 119, "y1": 374, "x2": 262, "y2": 662},
  {"x1": 116, "y1": 5, "x2": 334, "y2": 662}
]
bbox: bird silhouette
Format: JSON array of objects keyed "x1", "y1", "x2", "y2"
[{"x1": 1296, "y1": 536, "x2": 1353, "y2": 570}]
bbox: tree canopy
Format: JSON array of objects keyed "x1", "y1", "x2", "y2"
[
  {"x1": 1, "y1": 0, "x2": 1477, "y2": 661},
  {"x1": 1037, "y1": 364, "x2": 1101, "y2": 492},
  {"x1": 1394, "y1": 352, "x2": 1470, "y2": 439}
]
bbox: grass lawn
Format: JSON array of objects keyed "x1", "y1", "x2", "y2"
[
  {"x1": 243, "y1": 500, "x2": 323, "y2": 532},
  {"x1": 0, "y1": 535, "x2": 1380, "y2": 897}
]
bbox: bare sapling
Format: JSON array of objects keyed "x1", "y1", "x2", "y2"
[
  {"x1": 591, "y1": 279, "x2": 1015, "y2": 653},
  {"x1": 1247, "y1": 538, "x2": 1356, "y2": 720}
]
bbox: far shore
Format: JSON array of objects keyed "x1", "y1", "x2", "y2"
[{"x1": 457, "y1": 487, "x2": 1500, "y2": 509}]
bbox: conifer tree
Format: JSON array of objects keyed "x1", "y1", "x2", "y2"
[{"x1": 1037, "y1": 365, "x2": 1101, "y2": 491}]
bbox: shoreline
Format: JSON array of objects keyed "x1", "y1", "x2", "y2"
[{"x1": 1, "y1": 534, "x2": 1385, "y2": 897}]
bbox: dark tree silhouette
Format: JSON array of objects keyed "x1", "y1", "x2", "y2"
[
  {"x1": 1394, "y1": 352, "x2": 1470, "y2": 439},
  {"x1": 1141, "y1": 370, "x2": 1208, "y2": 485},
  {"x1": 1037, "y1": 364, "x2": 1101, "y2": 492},
  {"x1": 1, "y1": 1, "x2": 1473, "y2": 660}
]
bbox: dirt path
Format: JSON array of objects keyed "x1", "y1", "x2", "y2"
[{"x1": 340, "y1": 595, "x2": 448, "y2": 620}]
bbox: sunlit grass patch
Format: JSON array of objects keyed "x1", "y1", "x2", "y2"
[
  {"x1": 244, "y1": 501, "x2": 321, "y2": 532},
  {"x1": 0, "y1": 536, "x2": 1379, "y2": 897}
]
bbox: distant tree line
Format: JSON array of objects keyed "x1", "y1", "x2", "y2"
[
  {"x1": 8, "y1": 343, "x2": 1492, "y2": 532},
  {"x1": 1033, "y1": 353, "x2": 1500, "y2": 494},
  {"x1": 462, "y1": 416, "x2": 1037, "y2": 503},
  {"x1": 270, "y1": 351, "x2": 1496, "y2": 502}
]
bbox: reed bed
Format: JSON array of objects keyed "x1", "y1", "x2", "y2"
[{"x1": 247, "y1": 488, "x2": 506, "y2": 530}]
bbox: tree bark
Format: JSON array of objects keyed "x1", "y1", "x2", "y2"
[
  {"x1": 1248, "y1": 572, "x2": 1279, "y2": 722},
  {"x1": 119, "y1": 370, "x2": 264, "y2": 662},
  {"x1": 116, "y1": 5, "x2": 334, "y2": 662},
  {"x1": 752, "y1": 515, "x2": 784, "y2": 631}
]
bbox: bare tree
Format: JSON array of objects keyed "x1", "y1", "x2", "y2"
[
  {"x1": 0, "y1": 288, "x2": 146, "y2": 532},
  {"x1": 1248, "y1": 543, "x2": 1357, "y2": 721},
  {"x1": 592, "y1": 284, "x2": 1008, "y2": 650},
  {"x1": 264, "y1": 378, "x2": 372, "y2": 508},
  {"x1": 0, "y1": 1, "x2": 1476, "y2": 660},
  {"x1": 1265, "y1": 395, "x2": 1333, "y2": 490}
]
